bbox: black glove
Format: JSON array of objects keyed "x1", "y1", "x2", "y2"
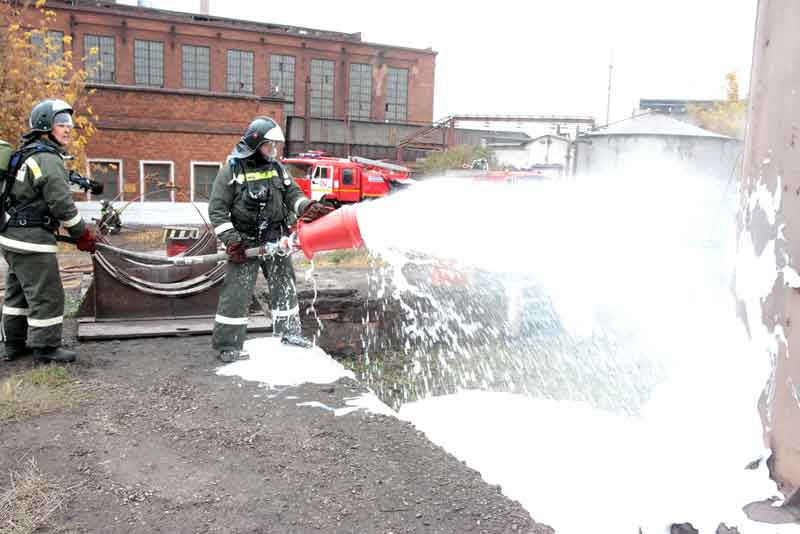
[
  {"x1": 301, "y1": 201, "x2": 335, "y2": 223},
  {"x1": 225, "y1": 241, "x2": 247, "y2": 264}
]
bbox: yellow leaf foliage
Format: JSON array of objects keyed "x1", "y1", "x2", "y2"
[
  {"x1": 688, "y1": 72, "x2": 747, "y2": 139},
  {"x1": 0, "y1": 1, "x2": 97, "y2": 171}
]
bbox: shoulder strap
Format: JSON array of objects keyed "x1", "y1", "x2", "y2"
[
  {"x1": 0, "y1": 143, "x2": 60, "y2": 216},
  {"x1": 7, "y1": 143, "x2": 60, "y2": 179}
]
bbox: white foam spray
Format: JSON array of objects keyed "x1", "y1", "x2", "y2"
[{"x1": 353, "y1": 171, "x2": 789, "y2": 533}]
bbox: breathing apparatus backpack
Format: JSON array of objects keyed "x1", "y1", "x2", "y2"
[
  {"x1": 0, "y1": 140, "x2": 64, "y2": 232},
  {"x1": 0, "y1": 139, "x2": 15, "y2": 231},
  {"x1": 0, "y1": 140, "x2": 104, "y2": 232}
]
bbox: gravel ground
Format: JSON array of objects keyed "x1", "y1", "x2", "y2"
[{"x1": 1, "y1": 332, "x2": 552, "y2": 534}]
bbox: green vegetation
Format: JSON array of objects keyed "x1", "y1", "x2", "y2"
[
  {"x1": 64, "y1": 291, "x2": 82, "y2": 318},
  {"x1": 688, "y1": 72, "x2": 747, "y2": 139},
  {"x1": 0, "y1": 365, "x2": 90, "y2": 423},
  {"x1": 294, "y1": 247, "x2": 378, "y2": 269},
  {"x1": 419, "y1": 145, "x2": 495, "y2": 176},
  {"x1": 344, "y1": 333, "x2": 665, "y2": 415}
]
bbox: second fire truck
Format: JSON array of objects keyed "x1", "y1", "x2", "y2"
[{"x1": 282, "y1": 152, "x2": 414, "y2": 206}]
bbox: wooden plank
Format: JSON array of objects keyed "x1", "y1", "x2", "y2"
[{"x1": 78, "y1": 315, "x2": 271, "y2": 340}]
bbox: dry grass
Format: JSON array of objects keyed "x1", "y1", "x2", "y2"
[
  {"x1": 295, "y1": 247, "x2": 380, "y2": 268},
  {"x1": 0, "y1": 458, "x2": 69, "y2": 534},
  {"x1": 0, "y1": 366, "x2": 90, "y2": 424}
]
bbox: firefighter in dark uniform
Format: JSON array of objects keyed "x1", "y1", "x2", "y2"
[
  {"x1": 1, "y1": 99, "x2": 97, "y2": 363},
  {"x1": 209, "y1": 117, "x2": 332, "y2": 362}
]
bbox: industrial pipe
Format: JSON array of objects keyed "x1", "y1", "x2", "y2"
[{"x1": 296, "y1": 204, "x2": 364, "y2": 259}]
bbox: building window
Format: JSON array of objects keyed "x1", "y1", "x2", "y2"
[
  {"x1": 140, "y1": 161, "x2": 173, "y2": 202},
  {"x1": 270, "y1": 54, "x2": 296, "y2": 116},
  {"x1": 310, "y1": 59, "x2": 335, "y2": 118},
  {"x1": 88, "y1": 159, "x2": 122, "y2": 201},
  {"x1": 348, "y1": 63, "x2": 372, "y2": 120},
  {"x1": 31, "y1": 30, "x2": 64, "y2": 66},
  {"x1": 182, "y1": 44, "x2": 210, "y2": 91},
  {"x1": 84, "y1": 34, "x2": 115, "y2": 82},
  {"x1": 227, "y1": 49, "x2": 254, "y2": 94},
  {"x1": 191, "y1": 162, "x2": 220, "y2": 201},
  {"x1": 134, "y1": 40, "x2": 164, "y2": 87},
  {"x1": 385, "y1": 67, "x2": 408, "y2": 122}
]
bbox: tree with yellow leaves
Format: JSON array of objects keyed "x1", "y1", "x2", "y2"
[
  {"x1": 0, "y1": 0, "x2": 97, "y2": 170},
  {"x1": 688, "y1": 72, "x2": 747, "y2": 139}
]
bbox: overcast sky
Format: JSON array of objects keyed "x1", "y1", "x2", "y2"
[{"x1": 120, "y1": 0, "x2": 758, "y2": 127}]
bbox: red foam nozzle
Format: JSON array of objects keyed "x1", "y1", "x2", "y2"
[{"x1": 297, "y1": 204, "x2": 364, "y2": 259}]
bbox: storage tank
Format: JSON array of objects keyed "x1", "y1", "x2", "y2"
[{"x1": 574, "y1": 112, "x2": 741, "y2": 182}]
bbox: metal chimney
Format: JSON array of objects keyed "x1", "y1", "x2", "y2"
[{"x1": 200, "y1": 0, "x2": 209, "y2": 14}]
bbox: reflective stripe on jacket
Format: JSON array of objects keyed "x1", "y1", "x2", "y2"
[
  {"x1": 0, "y1": 139, "x2": 86, "y2": 254},
  {"x1": 208, "y1": 158, "x2": 310, "y2": 246}
]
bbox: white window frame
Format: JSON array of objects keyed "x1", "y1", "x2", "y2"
[
  {"x1": 139, "y1": 160, "x2": 175, "y2": 202},
  {"x1": 190, "y1": 160, "x2": 222, "y2": 202},
  {"x1": 86, "y1": 158, "x2": 124, "y2": 201}
]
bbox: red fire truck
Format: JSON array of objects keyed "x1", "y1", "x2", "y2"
[{"x1": 282, "y1": 152, "x2": 414, "y2": 206}]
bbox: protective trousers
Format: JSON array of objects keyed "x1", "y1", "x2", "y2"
[
  {"x1": 1, "y1": 249, "x2": 64, "y2": 348},
  {"x1": 212, "y1": 254, "x2": 301, "y2": 352}
]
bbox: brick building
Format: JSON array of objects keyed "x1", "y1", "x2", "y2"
[{"x1": 24, "y1": 0, "x2": 436, "y2": 202}]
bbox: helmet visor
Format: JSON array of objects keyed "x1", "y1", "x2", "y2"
[{"x1": 53, "y1": 111, "x2": 74, "y2": 128}]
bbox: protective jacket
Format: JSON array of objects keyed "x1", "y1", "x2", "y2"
[
  {"x1": 209, "y1": 156, "x2": 311, "y2": 246},
  {"x1": 0, "y1": 138, "x2": 86, "y2": 253},
  {"x1": 208, "y1": 155, "x2": 310, "y2": 352}
]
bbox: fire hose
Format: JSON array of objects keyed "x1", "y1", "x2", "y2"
[
  {"x1": 57, "y1": 234, "x2": 296, "y2": 265},
  {"x1": 56, "y1": 203, "x2": 365, "y2": 264}
]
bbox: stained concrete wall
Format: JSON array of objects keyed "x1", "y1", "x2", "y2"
[
  {"x1": 738, "y1": 0, "x2": 800, "y2": 498},
  {"x1": 494, "y1": 136, "x2": 570, "y2": 170}
]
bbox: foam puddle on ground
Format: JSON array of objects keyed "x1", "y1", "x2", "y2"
[{"x1": 216, "y1": 337, "x2": 394, "y2": 416}]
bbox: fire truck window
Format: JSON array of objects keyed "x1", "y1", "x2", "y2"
[{"x1": 342, "y1": 168, "x2": 354, "y2": 185}]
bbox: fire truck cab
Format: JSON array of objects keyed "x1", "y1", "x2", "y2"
[{"x1": 282, "y1": 152, "x2": 413, "y2": 206}]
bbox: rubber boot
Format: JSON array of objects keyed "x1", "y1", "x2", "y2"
[
  {"x1": 3, "y1": 342, "x2": 32, "y2": 361},
  {"x1": 281, "y1": 334, "x2": 313, "y2": 349},
  {"x1": 218, "y1": 349, "x2": 250, "y2": 363},
  {"x1": 34, "y1": 346, "x2": 77, "y2": 363}
]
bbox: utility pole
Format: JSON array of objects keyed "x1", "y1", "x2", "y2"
[{"x1": 606, "y1": 50, "x2": 613, "y2": 125}]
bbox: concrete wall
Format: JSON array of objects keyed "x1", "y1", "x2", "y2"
[
  {"x1": 574, "y1": 134, "x2": 741, "y2": 182},
  {"x1": 738, "y1": 0, "x2": 800, "y2": 499},
  {"x1": 494, "y1": 137, "x2": 569, "y2": 169}
]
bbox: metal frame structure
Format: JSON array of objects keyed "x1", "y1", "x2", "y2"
[
  {"x1": 396, "y1": 114, "x2": 597, "y2": 160},
  {"x1": 76, "y1": 230, "x2": 268, "y2": 339}
]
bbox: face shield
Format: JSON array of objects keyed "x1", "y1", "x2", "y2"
[
  {"x1": 258, "y1": 141, "x2": 278, "y2": 161},
  {"x1": 53, "y1": 111, "x2": 74, "y2": 128}
]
